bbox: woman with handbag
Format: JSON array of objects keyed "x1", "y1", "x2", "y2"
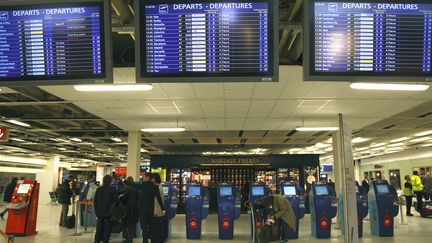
[{"x1": 151, "y1": 173, "x2": 165, "y2": 243}]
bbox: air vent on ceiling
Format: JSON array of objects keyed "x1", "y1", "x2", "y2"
[
  {"x1": 238, "y1": 130, "x2": 244, "y2": 137},
  {"x1": 192, "y1": 138, "x2": 199, "y2": 144},
  {"x1": 168, "y1": 139, "x2": 175, "y2": 143},
  {"x1": 418, "y1": 111, "x2": 432, "y2": 118},
  {"x1": 262, "y1": 130, "x2": 269, "y2": 137},
  {"x1": 240, "y1": 138, "x2": 248, "y2": 144},
  {"x1": 382, "y1": 124, "x2": 396, "y2": 129},
  {"x1": 283, "y1": 138, "x2": 290, "y2": 143},
  {"x1": 286, "y1": 130, "x2": 297, "y2": 137},
  {"x1": 216, "y1": 138, "x2": 222, "y2": 144}
]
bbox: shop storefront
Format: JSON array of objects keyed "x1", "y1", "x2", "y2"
[{"x1": 150, "y1": 154, "x2": 320, "y2": 212}]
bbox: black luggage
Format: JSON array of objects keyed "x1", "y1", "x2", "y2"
[{"x1": 65, "y1": 214, "x2": 76, "y2": 229}]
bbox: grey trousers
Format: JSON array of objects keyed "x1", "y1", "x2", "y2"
[{"x1": 59, "y1": 204, "x2": 69, "y2": 226}]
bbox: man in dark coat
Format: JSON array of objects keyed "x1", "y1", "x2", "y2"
[
  {"x1": 94, "y1": 175, "x2": 118, "y2": 243},
  {"x1": 124, "y1": 172, "x2": 165, "y2": 243},
  {"x1": 0, "y1": 177, "x2": 18, "y2": 219},
  {"x1": 362, "y1": 176, "x2": 370, "y2": 194},
  {"x1": 121, "y1": 176, "x2": 139, "y2": 243},
  {"x1": 58, "y1": 175, "x2": 74, "y2": 227}
]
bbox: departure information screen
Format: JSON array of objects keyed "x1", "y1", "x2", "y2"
[
  {"x1": 311, "y1": 1, "x2": 432, "y2": 77},
  {"x1": 139, "y1": 0, "x2": 275, "y2": 81},
  {"x1": 0, "y1": 3, "x2": 105, "y2": 81}
]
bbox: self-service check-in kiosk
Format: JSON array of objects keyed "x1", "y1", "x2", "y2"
[
  {"x1": 185, "y1": 183, "x2": 209, "y2": 239},
  {"x1": 5, "y1": 180, "x2": 40, "y2": 236},
  {"x1": 281, "y1": 183, "x2": 305, "y2": 239},
  {"x1": 162, "y1": 183, "x2": 179, "y2": 239},
  {"x1": 248, "y1": 183, "x2": 271, "y2": 242},
  {"x1": 368, "y1": 182, "x2": 398, "y2": 237},
  {"x1": 309, "y1": 183, "x2": 337, "y2": 239},
  {"x1": 338, "y1": 187, "x2": 369, "y2": 238},
  {"x1": 217, "y1": 184, "x2": 235, "y2": 239}
]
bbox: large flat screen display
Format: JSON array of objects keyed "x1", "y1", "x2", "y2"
[
  {"x1": 17, "y1": 184, "x2": 31, "y2": 194},
  {"x1": 315, "y1": 185, "x2": 329, "y2": 195},
  {"x1": 304, "y1": 0, "x2": 432, "y2": 81},
  {"x1": 0, "y1": 0, "x2": 112, "y2": 86},
  {"x1": 220, "y1": 186, "x2": 232, "y2": 196},
  {"x1": 251, "y1": 186, "x2": 264, "y2": 196},
  {"x1": 188, "y1": 186, "x2": 201, "y2": 196},
  {"x1": 135, "y1": 0, "x2": 278, "y2": 82}
]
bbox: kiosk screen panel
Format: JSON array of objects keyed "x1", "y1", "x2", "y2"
[
  {"x1": 376, "y1": 184, "x2": 389, "y2": 193},
  {"x1": 188, "y1": 186, "x2": 201, "y2": 196},
  {"x1": 252, "y1": 186, "x2": 264, "y2": 196},
  {"x1": 283, "y1": 186, "x2": 296, "y2": 196},
  {"x1": 163, "y1": 186, "x2": 169, "y2": 195},
  {"x1": 17, "y1": 184, "x2": 31, "y2": 194},
  {"x1": 315, "y1": 185, "x2": 329, "y2": 195},
  {"x1": 220, "y1": 186, "x2": 232, "y2": 196}
]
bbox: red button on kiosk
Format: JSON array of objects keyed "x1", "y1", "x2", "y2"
[{"x1": 5, "y1": 180, "x2": 40, "y2": 236}]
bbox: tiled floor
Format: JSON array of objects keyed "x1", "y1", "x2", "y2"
[{"x1": 0, "y1": 204, "x2": 431, "y2": 242}]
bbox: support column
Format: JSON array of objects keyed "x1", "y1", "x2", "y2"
[
  {"x1": 127, "y1": 131, "x2": 141, "y2": 180},
  {"x1": 36, "y1": 156, "x2": 60, "y2": 204}
]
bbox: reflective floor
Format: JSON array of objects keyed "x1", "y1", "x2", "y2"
[{"x1": 0, "y1": 204, "x2": 431, "y2": 242}]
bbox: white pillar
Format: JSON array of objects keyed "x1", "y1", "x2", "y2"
[
  {"x1": 127, "y1": 131, "x2": 141, "y2": 180},
  {"x1": 36, "y1": 156, "x2": 60, "y2": 204}
]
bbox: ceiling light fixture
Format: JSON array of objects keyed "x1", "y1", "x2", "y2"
[
  {"x1": 370, "y1": 143, "x2": 386, "y2": 148},
  {"x1": 296, "y1": 127, "x2": 339, "y2": 132},
  {"x1": 350, "y1": 83, "x2": 429, "y2": 91},
  {"x1": 57, "y1": 148, "x2": 67, "y2": 151},
  {"x1": 141, "y1": 127, "x2": 186, "y2": 132},
  {"x1": 409, "y1": 136, "x2": 431, "y2": 143},
  {"x1": 414, "y1": 130, "x2": 432, "y2": 137},
  {"x1": 5, "y1": 119, "x2": 31, "y2": 127},
  {"x1": 74, "y1": 84, "x2": 153, "y2": 92},
  {"x1": 390, "y1": 137, "x2": 410, "y2": 143},
  {"x1": 352, "y1": 137, "x2": 371, "y2": 143},
  {"x1": 388, "y1": 142, "x2": 405, "y2": 147},
  {"x1": 110, "y1": 137, "x2": 122, "y2": 143},
  {"x1": 10, "y1": 138, "x2": 25, "y2": 142},
  {"x1": 315, "y1": 143, "x2": 331, "y2": 148},
  {"x1": 70, "y1": 138, "x2": 83, "y2": 142},
  {"x1": 421, "y1": 143, "x2": 432, "y2": 147}
]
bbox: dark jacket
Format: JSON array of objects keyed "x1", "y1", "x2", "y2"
[
  {"x1": 58, "y1": 179, "x2": 73, "y2": 205},
  {"x1": 3, "y1": 181, "x2": 17, "y2": 203},
  {"x1": 124, "y1": 180, "x2": 165, "y2": 215},
  {"x1": 94, "y1": 185, "x2": 119, "y2": 217},
  {"x1": 362, "y1": 179, "x2": 370, "y2": 193},
  {"x1": 121, "y1": 186, "x2": 139, "y2": 223}
]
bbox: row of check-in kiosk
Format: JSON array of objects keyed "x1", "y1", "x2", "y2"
[
  {"x1": 162, "y1": 181, "x2": 399, "y2": 240},
  {"x1": 2, "y1": 179, "x2": 399, "y2": 240}
]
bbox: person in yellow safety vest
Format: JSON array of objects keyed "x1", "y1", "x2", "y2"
[
  {"x1": 411, "y1": 171, "x2": 424, "y2": 212},
  {"x1": 403, "y1": 175, "x2": 414, "y2": 216}
]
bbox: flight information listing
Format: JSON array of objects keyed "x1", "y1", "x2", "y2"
[
  {"x1": 0, "y1": 5, "x2": 103, "y2": 79},
  {"x1": 144, "y1": 2, "x2": 269, "y2": 74},
  {"x1": 313, "y1": 2, "x2": 432, "y2": 74}
]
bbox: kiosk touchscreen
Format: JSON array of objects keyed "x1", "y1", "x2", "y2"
[
  {"x1": 185, "y1": 184, "x2": 203, "y2": 239},
  {"x1": 217, "y1": 184, "x2": 235, "y2": 239},
  {"x1": 280, "y1": 183, "x2": 305, "y2": 239},
  {"x1": 338, "y1": 184, "x2": 369, "y2": 238},
  {"x1": 5, "y1": 180, "x2": 40, "y2": 236},
  {"x1": 309, "y1": 183, "x2": 337, "y2": 239},
  {"x1": 248, "y1": 183, "x2": 271, "y2": 242},
  {"x1": 162, "y1": 183, "x2": 179, "y2": 240},
  {"x1": 368, "y1": 182, "x2": 398, "y2": 237}
]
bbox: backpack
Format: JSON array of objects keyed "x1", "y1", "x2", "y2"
[{"x1": 111, "y1": 201, "x2": 128, "y2": 222}]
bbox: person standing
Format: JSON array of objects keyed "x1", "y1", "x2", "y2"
[
  {"x1": 424, "y1": 171, "x2": 432, "y2": 201},
  {"x1": 263, "y1": 194, "x2": 297, "y2": 241},
  {"x1": 124, "y1": 172, "x2": 165, "y2": 243},
  {"x1": 411, "y1": 171, "x2": 424, "y2": 212},
  {"x1": 362, "y1": 176, "x2": 370, "y2": 194},
  {"x1": 58, "y1": 175, "x2": 74, "y2": 227},
  {"x1": 0, "y1": 177, "x2": 18, "y2": 220},
  {"x1": 94, "y1": 175, "x2": 118, "y2": 243},
  {"x1": 403, "y1": 175, "x2": 414, "y2": 216},
  {"x1": 151, "y1": 173, "x2": 165, "y2": 243},
  {"x1": 122, "y1": 176, "x2": 139, "y2": 243}
]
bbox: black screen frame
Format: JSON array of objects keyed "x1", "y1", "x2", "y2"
[
  {"x1": 134, "y1": 0, "x2": 278, "y2": 83},
  {"x1": 303, "y1": 0, "x2": 432, "y2": 82},
  {"x1": 0, "y1": 0, "x2": 113, "y2": 86}
]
